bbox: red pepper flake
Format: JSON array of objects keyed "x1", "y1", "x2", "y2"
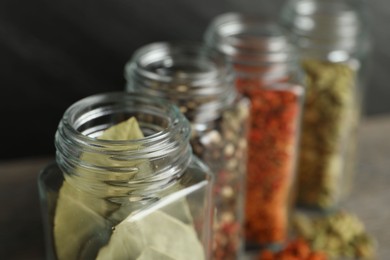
[{"x1": 236, "y1": 75, "x2": 303, "y2": 245}]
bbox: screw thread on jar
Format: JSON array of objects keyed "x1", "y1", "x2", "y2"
[
  {"x1": 55, "y1": 92, "x2": 192, "y2": 197},
  {"x1": 125, "y1": 42, "x2": 237, "y2": 123},
  {"x1": 280, "y1": 0, "x2": 369, "y2": 62},
  {"x1": 204, "y1": 12, "x2": 302, "y2": 84}
]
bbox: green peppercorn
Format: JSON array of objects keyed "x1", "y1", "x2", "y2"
[
  {"x1": 297, "y1": 59, "x2": 359, "y2": 210},
  {"x1": 292, "y1": 210, "x2": 376, "y2": 259}
]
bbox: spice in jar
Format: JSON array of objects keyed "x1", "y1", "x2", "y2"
[
  {"x1": 279, "y1": 0, "x2": 369, "y2": 211},
  {"x1": 191, "y1": 98, "x2": 249, "y2": 260},
  {"x1": 297, "y1": 59, "x2": 358, "y2": 210},
  {"x1": 53, "y1": 117, "x2": 206, "y2": 260},
  {"x1": 239, "y1": 81, "x2": 303, "y2": 246},
  {"x1": 171, "y1": 95, "x2": 250, "y2": 260}
]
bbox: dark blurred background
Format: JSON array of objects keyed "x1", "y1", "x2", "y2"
[{"x1": 0, "y1": 0, "x2": 388, "y2": 160}]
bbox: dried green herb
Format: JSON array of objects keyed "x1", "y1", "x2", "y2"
[
  {"x1": 297, "y1": 59, "x2": 359, "y2": 209},
  {"x1": 96, "y1": 209, "x2": 203, "y2": 260},
  {"x1": 54, "y1": 117, "x2": 148, "y2": 260},
  {"x1": 54, "y1": 117, "x2": 204, "y2": 260},
  {"x1": 292, "y1": 211, "x2": 376, "y2": 259}
]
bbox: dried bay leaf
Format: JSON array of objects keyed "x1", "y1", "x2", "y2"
[
  {"x1": 96, "y1": 210, "x2": 204, "y2": 260},
  {"x1": 53, "y1": 181, "x2": 111, "y2": 260},
  {"x1": 54, "y1": 117, "x2": 150, "y2": 259},
  {"x1": 54, "y1": 116, "x2": 203, "y2": 260}
]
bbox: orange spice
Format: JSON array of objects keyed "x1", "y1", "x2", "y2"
[{"x1": 237, "y1": 76, "x2": 302, "y2": 245}]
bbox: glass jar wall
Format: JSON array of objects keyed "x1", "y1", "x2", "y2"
[
  {"x1": 280, "y1": 0, "x2": 370, "y2": 211},
  {"x1": 204, "y1": 13, "x2": 305, "y2": 250},
  {"x1": 38, "y1": 92, "x2": 214, "y2": 260},
  {"x1": 125, "y1": 43, "x2": 250, "y2": 260}
]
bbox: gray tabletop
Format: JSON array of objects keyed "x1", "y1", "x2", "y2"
[
  {"x1": 343, "y1": 115, "x2": 390, "y2": 259},
  {"x1": 0, "y1": 115, "x2": 389, "y2": 259}
]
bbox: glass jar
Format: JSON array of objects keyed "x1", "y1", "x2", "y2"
[
  {"x1": 38, "y1": 92, "x2": 214, "y2": 260},
  {"x1": 280, "y1": 0, "x2": 370, "y2": 211},
  {"x1": 125, "y1": 42, "x2": 250, "y2": 260},
  {"x1": 204, "y1": 13, "x2": 305, "y2": 250}
]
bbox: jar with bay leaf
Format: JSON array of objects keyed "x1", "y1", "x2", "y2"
[
  {"x1": 38, "y1": 92, "x2": 214, "y2": 260},
  {"x1": 280, "y1": 0, "x2": 371, "y2": 211},
  {"x1": 125, "y1": 42, "x2": 250, "y2": 260},
  {"x1": 204, "y1": 13, "x2": 305, "y2": 250}
]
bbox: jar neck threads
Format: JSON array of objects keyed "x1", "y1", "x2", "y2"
[
  {"x1": 125, "y1": 42, "x2": 237, "y2": 122},
  {"x1": 280, "y1": 0, "x2": 369, "y2": 62},
  {"x1": 204, "y1": 13, "x2": 299, "y2": 81},
  {"x1": 55, "y1": 92, "x2": 192, "y2": 196}
]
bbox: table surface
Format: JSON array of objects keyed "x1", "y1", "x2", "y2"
[{"x1": 1, "y1": 115, "x2": 389, "y2": 260}]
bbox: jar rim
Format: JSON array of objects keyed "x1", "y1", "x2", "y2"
[
  {"x1": 55, "y1": 92, "x2": 194, "y2": 196},
  {"x1": 61, "y1": 92, "x2": 189, "y2": 145},
  {"x1": 125, "y1": 42, "x2": 231, "y2": 87},
  {"x1": 279, "y1": 0, "x2": 369, "y2": 58},
  {"x1": 125, "y1": 42, "x2": 238, "y2": 123},
  {"x1": 204, "y1": 12, "x2": 297, "y2": 63}
]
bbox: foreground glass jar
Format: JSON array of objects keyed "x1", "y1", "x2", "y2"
[
  {"x1": 204, "y1": 13, "x2": 305, "y2": 250},
  {"x1": 38, "y1": 92, "x2": 213, "y2": 260},
  {"x1": 280, "y1": 0, "x2": 370, "y2": 211},
  {"x1": 125, "y1": 42, "x2": 250, "y2": 260}
]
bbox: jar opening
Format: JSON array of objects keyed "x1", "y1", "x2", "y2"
[
  {"x1": 55, "y1": 92, "x2": 192, "y2": 195},
  {"x1": 125, "y1": 42, "x2": 237, "y2": 123},
  {"x1": 127, "y1": 42, "x2": 226, "y2": 86},
  {"x1": 204, "y1": 13, "x2": 296, "y2": 63},
  {"x1": 280, "y1": 0, "x2": 369, "y2": 60}
]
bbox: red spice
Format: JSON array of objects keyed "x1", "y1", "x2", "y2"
[{"x1": 236, "y1": 76, "x2": 302, "y2": 245}]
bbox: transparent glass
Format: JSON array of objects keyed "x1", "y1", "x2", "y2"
[
  {"x1": 280, "y1": 0, "x2": 371, "y2": 211},
  {"x1": 38, "y1": 93, "x2": 214, "y2": 260},
  {"x1": 204, "y1": 13, "x2": 305, "y2": 250},
  {"x1": 125, "y1": 42, "x2": 250, "y2": 260}
]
